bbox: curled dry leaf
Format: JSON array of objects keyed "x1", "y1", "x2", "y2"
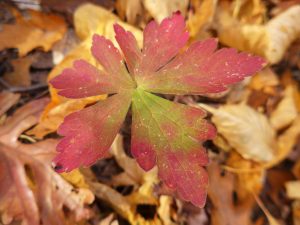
[
  {"x1": 0, "y1": 8, "x2": 66, "y2": 56},
  {"x1": 29, "y1": 4, "x2": 142, "y2": 138},
  {"x1": 143, "y1": 0, "x2": 189, "y2": 22},
  {"x1": 115, "y1": 0, "x2": 143, "y2": 25},
  {"x1": 217, "y1": 5, "x2": 300, "y2": 64},
  {"x1": 0, "y1": 97, "x2": 93, "y2": 225},
  {"x1": 200, "y1": 103, "x2": 276, "y2": 162},
  {"x1": 187, "y1": 0, "x2": 218, "y2": 38},
  {"x1": 270, "y1": 86, "x2": 298, "y2": 130}
]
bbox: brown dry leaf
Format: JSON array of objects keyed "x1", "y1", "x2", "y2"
[
  {"x1": 0, "y1": 97, "x2": 94, "y2": 225},
  {"x1": 217, "y1": 5, "x2": 300, "y2": 64},
  {"x1": 143, "y1": 0, "x2": 189, "y2": 23},
  {"x1": 0, "y1": 9, "x2": 66, "y2": 56},
  {"x1": 293, "y1": 201, "x2": 300, "y2": 225},
  {"x1": 208, "y1": 161, "x2": 254, "y2": 225},
  {"x1": 29, "y1": 4, "x2": 143, "y2": 138},
  {"x1": 0, "y1": 92, "x2": 20, "y2": 118},
  {"x1": 3, "y1": 56, "x2": 33, "y2": 87},
  {"x1": 254, "y1": 194, "x2": 282, "y2": 225},
  {"x1": 200, "y1": 103, "x2": 276, "y2": 162},
  {"x1": 187, "y1": 0, "x2": 218, "y2": 38},
  {"x1": 270, "y1": 86, "x2": 298, "y2": 130}
]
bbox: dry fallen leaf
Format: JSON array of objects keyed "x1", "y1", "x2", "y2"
[
  {"x1": 293, "y1": 201, "x2": 300, "y2": 225},
  {"x1": 254, "y1": 194, "x2": 283, "y2": 225},
  {"x1": 0, "y1": 8, "x2": 66, "y2": 56},
  {"x1": 3, "y1": 56, "x2": 33, "y2": 87},
  {"x1": 82, "y1": 135, "x2": 162, "y2": 225},
  {"x1": 286, "y1": 181, "x2": 300, "y2": 199},
  {"x1": 187, "y1": 0, "x2": 218, "y2": 38},
  {"x1": 208, "y1": 161, "x2": 254, "y2": 225},
  {"x1": 200, "y1": 103, "x2": 276, "y2": 162},
  {"x1": 249, "y1": 68, "x2": 279, "y2": 91},
  {"x1": 115, "y1": 0, "x2": 143, "y2": 25},
  {"x1": 217, "y1": 5, "x2": 300, "y2": 64},
  {"x1": 270, "y1": 86, "x2": 298, "y2": 130},
  {"x1": 143, "y1": 0, "x2": 189, "y2": 23},
  {"x1": 226, "y1": 151, "x2": 264, "y2": 196},
  {"x1": 0, "y1": 92, "x2": 20, "y2": 118},
  {"x1": 29, "y1": 3, "x2": 143, "y2": 138},
  {"x1": 0, "y1": 97, "x2": 93, "y2": 225}
]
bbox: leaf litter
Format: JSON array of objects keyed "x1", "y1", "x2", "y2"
[{"x1": 1, "y1": 1, "x2": 300, "y2": 225}]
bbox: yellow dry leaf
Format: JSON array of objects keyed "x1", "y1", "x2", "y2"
[
  {"x1": 158, "y1": 196, "x2": 175, "y2": 225},
  {"x1": 286, "y1": 181, "x2": 300, "y2": 199},
  {"x1": 227, "y1": 152, "x2": 264, "y2": 195},
  {"x1": 74, "y1": 3, "x2": 119, "y2": 40},
  {"x1": 0, "y1": 9, "x2": 66, "y2": 56},
  {"x1": 143, "y1": 0, "x2": 189, "y2": 22},
  {"x1": 29, "y1": 4, "x2": 143, "y2": 138},
  {"x1": 61, "y1": 169, "x2": 90, "y2": 189},
  {"x1": 266, "y1": 116, "x2": 300, "y2": 168},
  {"x1": 225, "y1": 116, "x2": 300, "y2": 172},
  {"x1": 270, "y1": 86, "x2": 298, "y2": 130},
  {"x1": 249, "y1": 68, "x2": 279, "y2": 91},
  {"x1": 187, "y1": 0, "x2": 218, "y2": 38},
  {"x1": 217, "y1": 5, "x2": 300, "y2": 64},
  {"x1": 231, "y1": 0, "x2": 266, "y2": 24},
  {"x1": 111, "y1": 135, "x2": 158, "y2": 206},
  {"x1": 200, "y1": 103, "x2": 276, "y2": 162}
]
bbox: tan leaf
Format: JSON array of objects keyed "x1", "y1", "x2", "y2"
[
  {"x1": 270, "y1": 86, "x2": 298, "y2": 130},
  {"x1": 200, "y1": 103, "x2": 276, "y2": 162},
  {"x1": 143, "y1": 0, "x2": 189, "y2": 22},
  {"x1": 115, "y1": 0, "x2": 143, "y2": 24},
  {"x1": 285, "y1": 181, "x2": 300, "y2": 199},
  {"x1": 217, "y1": 5, "x2": 300, "y2": 64}
]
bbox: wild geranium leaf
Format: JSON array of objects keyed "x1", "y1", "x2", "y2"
[
  {"x1": 137, "y1": 39, "x2": 265, "y2": 94},
  {"x1": 50, "y1": 12, "x2": 265, "y2": 207},
  {"x1": 131, "y1": 88, "x2": 215, "y2": 206},
  {"x1": 53, "y1": 92, "x2": 132, "y2": 172}
]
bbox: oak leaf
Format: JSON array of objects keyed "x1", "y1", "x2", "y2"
[{"x1": 0, "y1": 96, "x2": 93, "y2": 225}]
